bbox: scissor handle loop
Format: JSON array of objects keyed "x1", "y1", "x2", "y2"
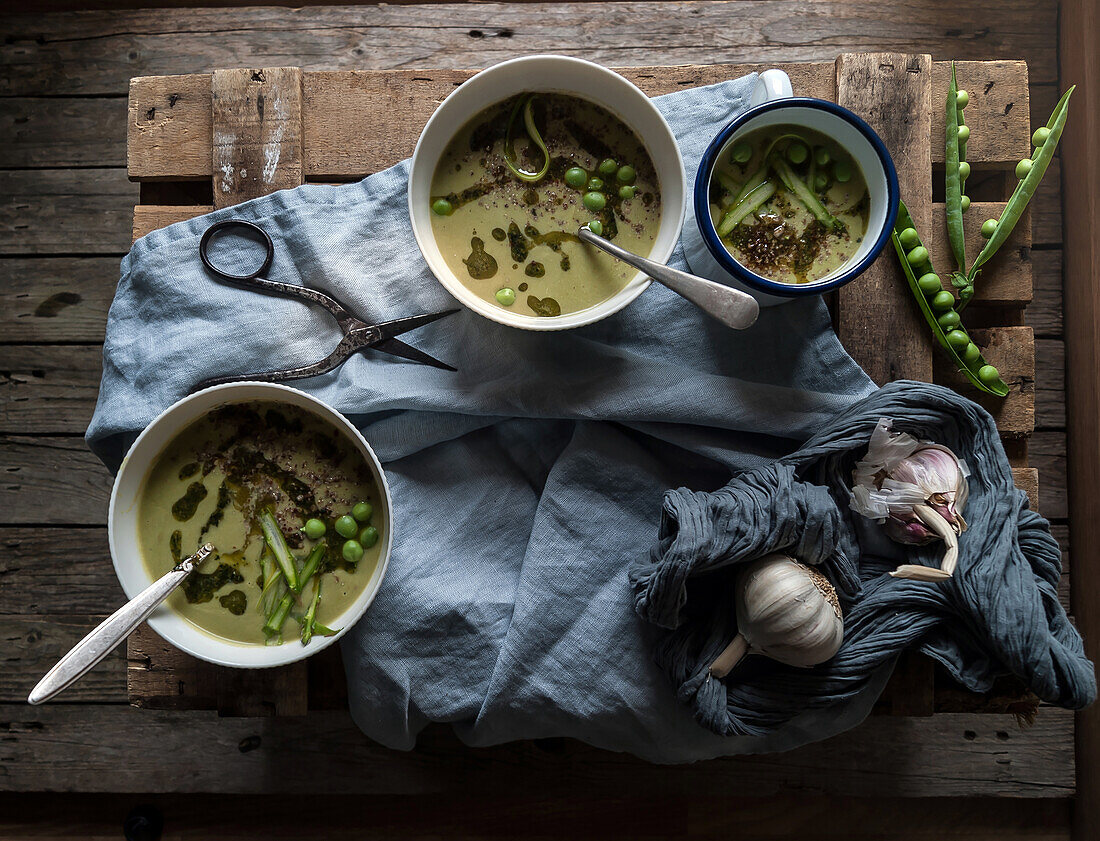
[{"x1": 198, "y1": 219, "x2": 275, "y2": 280}]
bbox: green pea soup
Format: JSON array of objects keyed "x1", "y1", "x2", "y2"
[
  {"x1": 710, "y1": 124, "x2": 869, "y2": 285},
  {"x1": 429, "y1": 92, "x2": 663, "y2": 318},
  {"x1": 137, "y1": 400, "x2": 385, "y2": 645}
]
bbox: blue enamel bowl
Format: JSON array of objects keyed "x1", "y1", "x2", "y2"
[{"x1": 694, "y1": 98, "x2": 899, "y2": 299}]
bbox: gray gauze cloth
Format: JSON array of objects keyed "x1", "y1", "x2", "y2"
[
  {"x1": 86, "y1": 72, "x2": 1083, "y2": 762},
  {"x1": 630, "y1": 380, "x2": 1096, "y2": 737}
]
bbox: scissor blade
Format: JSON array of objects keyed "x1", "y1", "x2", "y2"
[
  {"x1": 372, "y1": 309, "x2": 460, "y2": 341},
  {"x1": 372, "y1": 337, "x2": 457, "y2": 372}
]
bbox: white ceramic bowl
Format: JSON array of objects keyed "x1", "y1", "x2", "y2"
[
  {"x1": 408, "y1": 54, "x2": 687, "y2": 331},
  {"x1": 108, "y1": 382, "x2": 393, "y2": 668}
]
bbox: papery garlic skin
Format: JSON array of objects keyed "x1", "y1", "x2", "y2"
[
  {"x1": 709, "y1": 554, "x2": 844, "y2": 678},
  {"x1": 850, "y1": 419, "x2": 970, "y2": 582}
]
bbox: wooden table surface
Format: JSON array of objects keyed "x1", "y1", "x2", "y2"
[{"x1": 0, "y1": 1, "x2": 1085, "y2": 838}]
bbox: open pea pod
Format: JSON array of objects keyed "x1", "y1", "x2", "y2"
[
  {"x1": 892, "y1": 201, "x2": 1009, "y2": 398},
  {"x1": 944, "y1": 62, "x2": 967, "y2": 280},
  {"x1": 966, "y1": 85, "x2": 1074, "y2": 286}
]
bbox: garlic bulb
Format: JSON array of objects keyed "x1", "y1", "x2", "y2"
[
  {"x1": 850, "y1": 418, "x2": 969, "y2": 582},
  {"x1": 709, "y1": 554, "x2": 844, "y2": 678}
]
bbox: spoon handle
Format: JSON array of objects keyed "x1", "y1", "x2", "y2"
[
  {"x1": 578, "y1": 227, "x2": 759, "y2": 330},
  {"x1": 27, "y1": 544, "x2": 214, "y2": 705}
]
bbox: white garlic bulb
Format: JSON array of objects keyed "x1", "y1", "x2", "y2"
[
  {"x1": 709, "y1": 554, "x2": 844, "y2": 678},
  {"x1": 850, "y1": 418, "x2": 970, "y2": 582}
]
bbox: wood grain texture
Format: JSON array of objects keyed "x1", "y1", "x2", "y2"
[
  {"x1": 0, "y1": 437, "x2": 112, "y2": 525},
  {"x1": 126, "y1": 60, "x2": 1028, "y2": 181},
  {"x1": 1, "y1": 1, "x2": 1060, "y2": 97},
  {"x1": 211, "y1": 67, "x2": 303, "y2": 207},
  {"x1": 835, "y1": 53, "x2": 933, "y2": 387},
  {"x1": 0, "y1": 97, "x2": 127, "y2": 169},
  {"x1": 0, "y1": 257, "x2": 119, "y2": 344},
  {"x1": 0, "y1": 704, "x2": 1075, "y2": 796},
  {"x1": 1061, "y1": 0, "x2": 1100, "y2": 836},
  {"x1": 927, "y1": 202, "x2": 1031, "y2": 306}
]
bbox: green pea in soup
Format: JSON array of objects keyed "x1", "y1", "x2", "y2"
[
  {"x1": 137, "y1": 401, "x2": 385, "y2": 646},
  {"x1": 710, "y1": 124, "x2": 869, "y2": 285},
  {"x1": 430, "y1": 92, "x2": 662, "y2": 317}
]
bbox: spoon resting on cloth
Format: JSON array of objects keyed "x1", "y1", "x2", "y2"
[
  {"x1": 28, "y1": 544, "x2": 215, "y2": 705},
  {"x1": 578, "y1": 226, "x2": 760, "y2": 330}
]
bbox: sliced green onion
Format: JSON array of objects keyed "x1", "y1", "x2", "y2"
[{"x1": 716, "y1": 180, "x2": 777, "y2": 237}]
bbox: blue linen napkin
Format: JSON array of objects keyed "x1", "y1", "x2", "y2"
[{"x1": 88, "y1": 74, "x2": 913, "y2": 761}]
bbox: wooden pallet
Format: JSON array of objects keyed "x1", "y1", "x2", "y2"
[{"x1": 125, "y1": 55, "x2": 1040, "y2": 727}]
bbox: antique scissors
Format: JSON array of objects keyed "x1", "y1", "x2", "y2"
[{"x1": 192, "y1": 219, "x2": 457, "y2": 391}]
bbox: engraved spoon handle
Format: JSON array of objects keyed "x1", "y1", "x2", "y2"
[
  {"x1": 28, "y1": 544, "x2": 214, "y2": 705},
  {"x1": 578, "y1": 227, "x2": 759, "y2": 330}
]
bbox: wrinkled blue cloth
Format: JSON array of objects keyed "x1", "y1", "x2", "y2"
[
  {"x1": 90, "y1": 74, "x2": 978, "y2": 762},
  {"x1": 630, "y1": 381, "x2": 1096, "y2": 737}
]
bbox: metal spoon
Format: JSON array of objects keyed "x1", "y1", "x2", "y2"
[
  {"x1": 28, "y1": 544, "x2": 215, "y2": 705},
  {"x1": 578, "y1": 227, "x2": 759, "y2": 329}
]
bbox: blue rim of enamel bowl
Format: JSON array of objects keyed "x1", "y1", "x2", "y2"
[{"x1": 694, "y1": 98, "x2": 900, "y2": 297}]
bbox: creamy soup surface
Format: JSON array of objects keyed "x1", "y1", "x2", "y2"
[
  {"x1": 709, "y1": 124, "x2": 869, "y2": 285},
  {"x1": 430, "y1": 92, "x2": 662, "y2": 317},
  {"x1": 138, "y1": 401, "x2": 384, "y2": 645}
]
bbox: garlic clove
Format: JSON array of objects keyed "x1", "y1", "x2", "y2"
[
  {"x1": 888, "y1": 504, "x2": 959, "y2": 581},
  {"x1": 709, "y1": 634, "x2": 749, "y2": 678}
]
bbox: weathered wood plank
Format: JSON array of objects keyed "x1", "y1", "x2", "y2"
[
  {"x1": 928, "y1": 201, "x2": 1031, "y2": 306},
  {"x1": 0, "y1": 528, "x2": 117, "y2": 615},
  {"x1": 0, "y1": 257, "x2": 119, "y2": 344},
  {"x1": 0, "y1": 704, "x2": 1075, "y2": 796},
  {"x1": 1, "y1": 1, "x2": 1060, "y2": 97},
  {"x1": 1028, "y1": 248, "x2": 1063, "y2": 338},
  {"x1": 1031, "y1": 431, "x2": 1066, "y2": 520},
  {"x1": 0, "y1": 437, "x2": 112, "y2": 525},
  {"x1": 132, "y1": 204, "x2": 211, "y2": 241},
  {"x1": 1035, "y1": 339, "x2": 1066, "y2": 430},
  {"x1": 0, "y1": 345, "x2": 102, "y2": 433},
  {"x1": 0, "y1": 97, "x2": 127, "y2": 169},
  {"x1": 211, "y1": 67, "x2": 303, "y2": 207},
  {"x1": 127, "y1": 60, "x2": 1030, "y2": 181},
  {"x1": 1, "y1": 615, "x2": 126, "y2": 703},
  {"x1": 0, "y1": 169, "x2": 137, "y2": 255}
]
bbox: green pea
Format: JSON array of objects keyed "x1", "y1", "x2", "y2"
[
  {"x1": 431, "y1": 199, "x2": 453, "y2": 217},
  {"x1": 906, "y1": 245, "x2": 929, "y2": 267},
  {"x1": 335, "y1": 515, "x2": 358, "y2": 539},
  {"x1": 564, "y1": 167, "x2": 588, "y2": 188},
  {"x1": 957, "y1": 161, "x2": 971, "y2": 180},
  {"x1": 1032, "y1": 126, "x2": 1051, "y2": 146},
  {"x1": 814, "y1": 147, "x2": 831, "y2": 166},
  {"x1": 957, "y1": 125, "x2": 970, "y2": 144},
  {"x1": 955, "y1": 89, "x2": 969, "y2": 108},
  {"x1": 598, "y1": 158, "x2": 618, "y2": 176},
  {"x1": 786, "y1": 142, "x2": 808, "y2": 164},
  {"x1": 587, "y1": 220, "x2": 603, "y2": 237},
  {"x1": 834, "y1": 160, "x2": 852, "y2": 182},
  {"x1": 937, "y1": 310, "x2": 961, "y2": 330},
  {"x1": 342, "y1": 539, "x2": 364, "y2": 564},
  {"x1": 587, "y1": 177, "x2": 604, "y2": 191},
  {"x1": 931, "y1": 290, "x2": 956, "y2": 312},
  {"x1": 917, "y1": 273, "x2": 942, "y2": 295},
  {"x1": 898, "y1": 227, "x2": 920, "y2": 250},
  {"x1": 731, "y1": 142, "x2": 752, "y2": 164},
  {"x1": 978, "y1": 364, "x2": 1001, "y2": 386},
  {"x1": 960, "y1": 195, "x2": 971, "y2": 212},
  {"x1": 962, "y1": 343, "x2": 982, "y2": 366},
  {"x1": 495, "y1": 287, "x2": 516, "y2": 306},
  {"x1": 618, "y1": 185, "x2": 636, "y2": 200},
  {"x1": 352, "y1": 501, "x2": 373, "y2": 523},
  {"x1": 981, "y1": 218, "x2": 998, "y2": 239},
  {"x1": 1016, "y1": 158, "x2": 1032, "y2": 179},
  {"x1": 303, "y1": 518, "x2": 326, "y2": 540},
  {"x1": 359, "y1": 526, "x2": 379, "y2": 549},
  {"x1": 583, "y1": 191, "x2": 607, "y2": 211},
  {"x1": 946, "y1": 329, "x2": 970, "y2": 351},
  {"x1": 814, "y1": 173, "x2": 829, "y2": 192},
  {"x1": 616, "y1": 165, "x2": 636, "y2": 184}
]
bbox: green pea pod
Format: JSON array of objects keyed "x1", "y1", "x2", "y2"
[
  {"x1": 966, "y1": 85, "x2": 1074, "y2": 285},
  {"x1": 944, "y1": 63, "x2": 967, "y2": 277},
  {"x1": 893, "y1": 201, "x2": 1009, "y2": 398}
]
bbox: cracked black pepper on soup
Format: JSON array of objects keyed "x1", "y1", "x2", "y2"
[
  {"x1": 137, "y1": 401, "x2": 385, "y2": 645},
  {"x1": 709, "y1": 124, "x2": 869, "y2": 284},
  {"x1": 429, "y1": 92, "x2": 662, "y2": 317}
]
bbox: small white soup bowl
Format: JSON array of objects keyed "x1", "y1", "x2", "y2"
[
  {"x1": 408, "y1": 54, "x2": 686, "y2": 331},
  {"x1": 108, "y1": 382, "x2": 393, "y2": 669},
  {"x1": 685, "y1": 71, "x2": 899, "y2": 307}
]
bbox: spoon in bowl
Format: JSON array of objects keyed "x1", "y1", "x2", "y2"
[
  {"x1": 28, "y1": 543, "x2": 215, "y2": 705},
  {"x1": 578, "y1": 226, "x2": 760, "y2": 329}
]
